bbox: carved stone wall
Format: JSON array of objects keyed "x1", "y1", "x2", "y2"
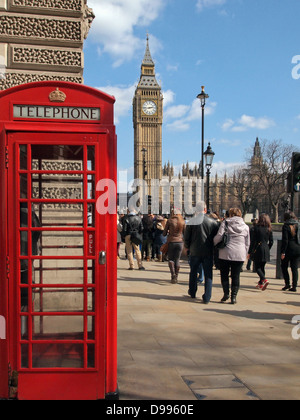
[{"x1": 0, "y1": 0, "x2": 94, "y2": 90}]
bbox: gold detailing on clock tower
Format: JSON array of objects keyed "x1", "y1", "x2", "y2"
[{"x1": 133, "y1": 36, "x2": 163, "y2": 193}]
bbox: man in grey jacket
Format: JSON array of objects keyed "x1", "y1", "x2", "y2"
[{"x1": 184, "y1": 202, "x2": 219, "y2": 303}]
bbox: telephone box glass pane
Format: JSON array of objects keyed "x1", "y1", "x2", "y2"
[
  {"x1": 35, "y1": 231, "x2": 84, "y2": 257},
  {"x1": 87, "y1": 175, "x2": 95, "y2": 199},
  {"x1": 31, "y1": 145, "x2": 84, "y2": 169},
  {"x1": 87, "y1": 146, "x2": 95, "y2": 171},
  {"x1": 21, "y1": 345, "x2": 29, "y2": 369},
  {"x1": 87, "y1": 260, "x2": 95, "y2": 284},
  {"x1": 87, "y1": 204, "x2": 95, "y2": 227},
  {"x1": 33, "y1": 316, "x2": 84, "y2": 340},
  {"x1": 19, "y1": 174, "x2": 27, "y2": 198},
  {"x1": 20, "y1": 288, "x2": 29, "y2": 311},
  {"x1": 32, "y1": 175, "x2": 84, "y2": 200},
  {"x1": 33, "y1": 259, "x2": 85, "y2": 285},
  {"x1": 87, "y1": 344, "x2": 95, "y2": 368},
  {"x1": 32, "y1": 344, "x2": 84, "y2": 368},
  {"x1": 88, "y1": 317, "x2": 95, "y2": 340},
  {"x1": 19, "y1": 145, "x2": 27, "y2": 170},
  {"x1": 20, "y1": 232, "x2": 28, "y2": 256},
  {"x1": 20, "y1": 203, "x2": 28, "y2": 227},
  {"x1": 21, "y1": 317, "x2": 28, "y2": 340},
  {"x1": 32, "y1": 288, "x2": 84, "y2": 313},
  {"x1": 33, "y1": 203, "x2": 84, "y2": 227},
  {"x1": 88, "y1": 289, "x2": 95, "y2": 312}
]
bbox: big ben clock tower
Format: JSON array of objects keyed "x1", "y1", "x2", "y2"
[{"x1": 133, "y1": 36, "x2": 163, "y2": 188}]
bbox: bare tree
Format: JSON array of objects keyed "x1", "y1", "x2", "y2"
[
  {"x1": 250, "y1": 139, "x2": 294, "y2": 222},
  {"x1": 231, "y1": 166, "x2": 261, "y2": 217}
]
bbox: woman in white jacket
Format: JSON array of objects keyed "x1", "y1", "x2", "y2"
[{"x1": 214, "y1": 208, "x2": 250, "y2": 304}]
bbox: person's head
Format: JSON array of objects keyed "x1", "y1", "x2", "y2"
[
  {"x1": 228, "y1": 208, "x2": 242, "y2": 218},
  {"x1": 284, "y1": 211, "x2": 298, "y2": 222},
  {"x1": 258, "y1": 213, "x2": 272, "y2": 231},
  {"x1": 195, "y1": 201, "x2": 207, "y2": 215},
  {"x1": 171, "y1": 207, "x2": 179, "y2": 216}
]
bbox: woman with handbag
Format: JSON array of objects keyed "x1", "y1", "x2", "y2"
[
  {"x1": 248, "y1": 214, "x2": 273, "y2": 291},
  {"x1": 214, "y1": 208, "x2": 250, "y2": 304},
  {"x1": 163, "y1": 209, "x2": 185, "y2": 283},
  {"x1": 281, "y1": 212, "x2": 300, "y2": 292}
]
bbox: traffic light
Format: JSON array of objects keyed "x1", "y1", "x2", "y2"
[
  {"x1": 148, "y1": 195, "x2": 152, "y2": 206},
  {"x1": 292, "y1": 152, "x2": 300, "y2": 192}
]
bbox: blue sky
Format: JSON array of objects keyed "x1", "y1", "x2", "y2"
[{"x1": 83, "y1": 0, "x2": 300, "y2": 180}]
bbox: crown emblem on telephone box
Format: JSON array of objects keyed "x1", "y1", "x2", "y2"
[{"x1": 49, "y1": 88, "x2": 67, "y2": 103}]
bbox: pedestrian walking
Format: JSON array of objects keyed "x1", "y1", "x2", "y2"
[
  {"x1": 122, "y1": 208, "x2": 145, "y2": 271},
  {"x1": 214, "y1": 208, "x2": 250, "y2": 304},
  {"x1": 163, "y1": 208, "x2": 185, "y2": 283},
  {"x1": 248, "y1": 214, "x2": 273, "y2": 290},
  {"x1": 153, "y1": 215, "x2": 167, "y2": 261},
  {"x1": 117, "y1": 213, "x2": 123, "y2": 259},
  {"x1": 281, "y1": 212, "x2": 300, "y2": 292},
  {"x1": 142, "y1": 214, "x2": 154, "y2": 261},
  {"x1": 246, "y1": 218, "x2": 258, "y2": 271},
  {"x1": 184, "y1": 202, "x2": 219, "y2": 303}
]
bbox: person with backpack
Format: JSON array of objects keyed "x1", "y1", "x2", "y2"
[
  {"x1": 123, "y1": 208, "x2": 145, "y2": 271},
  {"x1": 281, "y1": 212, "x2": 300, "y2": 292}
]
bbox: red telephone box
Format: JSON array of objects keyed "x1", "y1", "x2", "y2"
[{"x1": 0, "y1": 81, "x2": 118, "y2": 400}]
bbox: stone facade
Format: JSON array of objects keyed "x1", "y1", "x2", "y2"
[{"x1": 0, "y1": 0, "x2": 94, "y2": 90}]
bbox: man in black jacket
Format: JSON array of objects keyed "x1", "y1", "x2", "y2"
[
  {"x1": 184, "y1": 202, "x2": 219, "y2": 303},
  {"x1": 123, "y1": 208, "x2": 145, "y2": 271}
]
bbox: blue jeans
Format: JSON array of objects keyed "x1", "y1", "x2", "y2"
[{"x1": 189, "y1": 255, "x2": 214, "y2": 302}]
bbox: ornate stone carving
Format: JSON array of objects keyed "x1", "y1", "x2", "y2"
[
  {"x1": 83, "y1": 5, "x2": 95, "y2": 40},
  {"x1": 11, "y1": 0, "x2": 82, "y2": 12},
  {"x1": 12, "y1": 46, "x2": 82, "y2": 69},
  {"x1": 0, "y1": 16, "x2": 82, "y2": 42},
  {"x1": 0, "y1": 72, "x2": 82, "y2": 90}
]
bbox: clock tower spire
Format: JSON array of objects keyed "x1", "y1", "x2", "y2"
[{"x1": 133, "y1": 36, "x2": 163, "y2": 193}]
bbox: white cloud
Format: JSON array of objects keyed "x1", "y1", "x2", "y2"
[
  {"x1": 96, "y1": 83, "x2": 136, "y2": 124},
  {"x1": 164, "y1": 104, "x2": 190, "y2": 120},
  {"x1": 162, "y1": 90, "x2": 176, "y2": 107},
  {"x1": 196, "y1": 0, "x2": 227, "y2": 12},
  {"x1": 166, "y1": 99, "x2": 217, "y2": 131},
  {"x1": 210, "y1": 160, "x2": 241, "y2": 176},
  {"x1": 222, "y1": 114, "x2": 275, "y2": 132},
  {"x1": 88, "y1": 0, "x2": 165, "y2": 66}
]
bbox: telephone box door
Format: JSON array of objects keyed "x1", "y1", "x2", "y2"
[{"x1": 7, "y1": 132, "x2": 108, "y2": 400}]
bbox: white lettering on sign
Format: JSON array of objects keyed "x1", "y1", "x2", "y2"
[{"x1": 13, "y1": 105, "x2": 101, "y2": 122}]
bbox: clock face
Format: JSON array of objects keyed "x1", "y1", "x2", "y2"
[{"x1": 142, "y1": 100, "x2": 157, "y2": 116}]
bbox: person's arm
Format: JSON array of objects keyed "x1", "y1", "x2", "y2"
[
  {"x1": 163, "y1": 220, "x2": 169, "y2": 237},
  {"x1": 213, "y1": 221, "x2": 225, "y2": 246},
  {"x1": 281, "y1": 225, "x2": 289, "y2": 258}
]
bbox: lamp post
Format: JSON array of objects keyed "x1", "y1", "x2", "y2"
[
  {"x1": 204, "y1": 143, "x2": 215, "y2": 212},
  {"x1": 197, "y1": 86, "x2": 209, "y2": 184}
]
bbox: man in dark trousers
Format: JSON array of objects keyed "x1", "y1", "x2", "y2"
[{"x1": 184, "y1": 201, "x2": 219, "y2": 303}]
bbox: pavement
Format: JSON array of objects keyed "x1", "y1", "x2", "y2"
[{"x1": 116, "y1": 244, "x2": 300, "y2": 401}]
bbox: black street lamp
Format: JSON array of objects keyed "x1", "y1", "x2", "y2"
[
  {"x1": 204, "y1": 143, "x2": 215, "y2": 212},
  {"x1": 197, "y1": 86, "x2": 209, "y2": 185}
]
